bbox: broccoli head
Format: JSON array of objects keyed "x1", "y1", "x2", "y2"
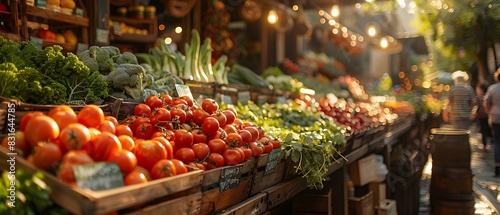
[
  {"x1": 16, "y1": 67, "x2": 67, "y2": 105},
  {"x1": 115, "y1": 52, "x2": 138, "y2": 65},
  {"x1": 0, "y1": 63, "x2": 18, "y2": 97},
  {"x1": 100, "y1": 46, "x2": 121, "y2": 59},
  {"x1": 104, "y1": 64, "x2": 150, "y2": 100},
  {"x1": 77, "y1": 46, "x2": 115, "y2": 75}
]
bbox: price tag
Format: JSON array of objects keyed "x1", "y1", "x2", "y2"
[
  {"x1": 277, "y1": 96, "x2": 287, "y2": 104},
  {"x1": 219, "y1": 165, "x2": 243, "y2": 192},
  {"x1": 221, "y1": 95, "x2": 233, "y2": 104},
  {"x1": 175, "y1": 84, "x2": 194, "y2": 101},
  {"x1": 113, "y1": 22, "x2": 122, "y2": 36},
  {"x1": 238, "y1": 91, "x2": 250, "y2": 105},
  {"x1": 96, "y1": 28, "x2": 109, "y2": 44},
  {"x1": 264, "y1": 148, "x2": 282, "y2": 175},
  {"x1": 29, "y1": 37, "x2": 43, "y2": 50},
  {"x1": 76, "y1": 43, "x2": 89, "y2": 55},
  {"x1": 73, "y1": 162, "x2": 124, "y2": 191}
]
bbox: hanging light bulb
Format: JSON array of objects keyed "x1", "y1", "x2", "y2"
[
  {"x1": 331, "y1": 5, "x2": 340, "y2": 17},
  {"x1": 380, "y1": 37, "x2": 388, "y2": 49},
  {"x1": 367, "y1": 24, "x2": 378, "y2": 37},
  {"x1": 267, "y1": 9, "x2": 278, "y2": 24}
]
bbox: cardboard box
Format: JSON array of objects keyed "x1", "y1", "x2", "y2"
[
  {"x1": 349, "y1": 154, "x2": 378, "y2": 186},
  {"x1": 377, "y1": 199, "x2": 397, "y2": 215},
  {"x1": 348, "y1": 191, "x2": 374, "y2": 215},
  {"x1": 369, "y1": 181, "x2": 386, "y2": 203}
]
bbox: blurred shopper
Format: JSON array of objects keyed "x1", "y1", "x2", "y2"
[
  {"x1": 473, "y1": 83, "x2": 491, "y2": 152},
  {"x1": 484, "y1": 69, "x2": 500, "y2": 176},
  {"x1": 443, "y1": 70, "x2": 476, "y2": 130}
]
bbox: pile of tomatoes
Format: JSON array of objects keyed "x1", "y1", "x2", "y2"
[
  {"x1": 1, "y1": 94, "x2": 281, "y2": 189},
  {"x1": 123, "y1": 95, "x2": 281, "y2": 171}
]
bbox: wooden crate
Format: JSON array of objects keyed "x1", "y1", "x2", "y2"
[
  {"x1": 0, "y1": 96, "x2": 122, "y2": 134},
  {"x1": 348, "y1": 191, "x2": 374, "y2": 215},
  {"x1": 122, "y1": 190, "x2": 202, "y2": 215},
  {"x1": 216, "y1": 193, "x2": 268, "y2": 215},
  {"x1": 200, "y1": 159, "x2": 255, "y2": 215},
  {"x1": 0, "y1": 147, "x2": 203, "y2": 215},
  {"x1": 250, "y1": 87, "x2": 273, "y2": 105},
  {"x1": 292, "y1": 188, "x2": 331, "y2": 214},
  {"x1": 264, "y1": 177, "x2": 309, "y2": 210},
  {"x1": 215, "y1": 84, "x2": 252, "y2": 105},
  {"x1": 116, "y1": 101, "x2": 140, "y2": 121},
  {"x1": 249, "y1": 150, "x2": 287, "y2": 196},
  {"x1": 183, "y1": 80, "x2": 218, "y2": 102}
]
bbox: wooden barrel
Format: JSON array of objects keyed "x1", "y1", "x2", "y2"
[
  {"x1": 431, "y1": 197, "x2": 475, "y2": 215},
  {"x1": 429, "y1": 128, "x2": 471, "y2": 168},
  {"x1": 430, "y1": 166, "x2": 473, "y2": 196}
]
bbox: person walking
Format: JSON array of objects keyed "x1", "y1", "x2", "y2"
[
  {"x1": 484, "y1": 69, "x2": 500, "y2": 176},
  {"x1": 473, "y1": 83, "x2": 492, "y2": 152},
  {"x1": 443, "y1": 70, "x2": 476, "y2": 130}
]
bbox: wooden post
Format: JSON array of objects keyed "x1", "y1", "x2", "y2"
[{"x1": 331, "y1": 165, "x2": 348, "y2": 215}]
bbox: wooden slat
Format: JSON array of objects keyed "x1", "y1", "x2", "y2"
[
  {"x1": 216, "y1": 193, "x2": 268, "y2": 215},
  {"x1": 26, "y1": 5, "x2": 89, "y2": 27},
  {"x1": 200, "y1": 176, "x2": 252, "y2": 215},
  {"x1": 264, "y1": 177, "x2": 309, "y2": 210},
  {"x1": 123, "y1": 192, "x2": 202, "y2": 215}
]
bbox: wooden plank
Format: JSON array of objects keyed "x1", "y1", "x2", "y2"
[
  {"x1": 264, "y1": 177, "x2": 308, "y2": 210},
  {"x1": 331, "y1": 165, "x2": 348, "y2": 215},
  {"x1": 26, "y1": 5, "x2": 89, "y2": 27},
  {"x1": 216, "y1": 193, "x2": 268, "y2": 215},
  {"x1": 0, "y1": 147, "x2": 203, "y2": 215},
  {"x1": 123, "y1": 192, "x2": 202, "y2": 215},
  {"x1": 250, "y1": 162, "x2": 286, "y2": 196},
  {"x1": 200, "y1": 175, "x2": 252, "y2": 215},
  {"x1": 202, "y1": 159, "x2": 255, "y2": 187}
]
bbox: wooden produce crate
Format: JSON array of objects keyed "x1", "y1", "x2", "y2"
[
  {"x1": 0, "y1": 147, "x2": 203, "y2": 215},
  {"x1": 200, "y1": 159, "x2": 255, "y2": 215},
  {"x1": 122, "y1": 189, "x2": 202, "y2": 215},
  {"x1": 183, "y1": 80, "x2": 218, "y2": 102},
  {"x1": 215, "y1": 83, "x2": 252, "y2": 105},
  {"x1": 116, "y1": 101, "x2": 141, "y2": 121},
  {"x1": 0, "y1": 96, "x2": 122, "y2": 134},
  {"x1": 292, "y1": 187, "x2": 333, "y2": 214},
  {"x1": 216, "y1": 193, "x2": 268, "y2": 215},
  {"x1": 348, "y1": 191, "x2": 374, "y2": 215},
  {"x1": 264, "y1": 177, "x2": 309, "y2": 210},
  {"x1": 250, "y1": 87, "x2": 273, "y2": 105},
  {"x1": 249, "y1": 149, "x2": 287, "y2": 196}
]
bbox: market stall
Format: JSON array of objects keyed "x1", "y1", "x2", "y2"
[{"x1": 0, "y1": 0, "x2": 448, "y2": 215}]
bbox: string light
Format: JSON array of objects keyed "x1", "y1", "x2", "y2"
[
  {"x1": 328, "y1": 19, "x2": 336, "y2": 26},
  {"x1": 331, "y1": 5, "x2": 340, "y2": 17},
  {"x1": 267, "y1": 9, "x2": 278, "y2": 24},
  {"x1": 292, "y1": 5, "x2": 299, "y2": 11},
  {"x1": 380, "y1": 37, "x2": 388, "y2": 48},
  {"x1": 174, "y1": 26, "x2": 183, "y2": 34},
  {"x1": 164, "y1": 37, "x2": 172, "y2": 45},
  {"x1": 367, "y1": 25, "x2": 378, "y2": 37}
]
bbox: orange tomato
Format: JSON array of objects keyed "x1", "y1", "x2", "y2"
[
  {"x1": 77, "y1": 105, "x2": 104, "y2": 128},
  {"x1": 59, "y1": 123, "x2": 91, "y2": 151},
  {"x1": 33, "y1": 143, "x2": 62, "y2": 171},
  {"x1": 86, "y1": 132, "x2": 122, "y2": 161},
  {"x1": 150, "y1": 159, "x2": 176, "y2": 179},
  {"x1": 48, "y1": 105, "x2": 74, "y2": 117},
  {"x1": 118, "y1": 135, "x2": 135, "y2": 151},
  {"x1": 98, "y1": 120, "x2": 116, "y2": 134},
  {"x1": 152, "y1": 137, "x2": 174, "y2": 160},
  {"x1": 20, "y1": 111, "x2": 44, "y2": 132},
  {"x1": 57, "y1": 150, "x2": 94, "y2": 183},
  {"x1": 115, "y1": 124, "x2": 133, "y2": 137},
  {"x1": 171, "y1": 159, "x2": 188, "y2": 175},
  {"x1": 51, "y1": 110, "x2": 78, "y2": 130},
  {"x1": 105, "y1": 116, "x2": 119, "y2": 127},
  {"x1": 133, "y1": 166, "x2": 152, "y2": 181},
  {"x1": 88, "y1": 128, "x2": 101, "y2": 140},
  {"x1": 133, "y1": 140, "x2": 167, "y2": 171},
  {"x1": 106, "y1": 149, "x2": 137, "y2": 174},
  {"x1": 25, "y1": 115, "x2": 60, "y2": 147},
  {"x1": 124, "y1": 171, "x2": 148, "y2": 185}
]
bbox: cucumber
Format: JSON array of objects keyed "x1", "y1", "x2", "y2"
[{"x1": 232, "y1": 64, "x2": 271, "y2": 89}]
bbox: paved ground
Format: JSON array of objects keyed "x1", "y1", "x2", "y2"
[{"x1": 418, "y1": 128, "x2": 500, "y2": 215}]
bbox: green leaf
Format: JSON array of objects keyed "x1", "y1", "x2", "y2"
[
  {"x1": 292, "y1": 143, "x2": 303, "y2": 151},
  {"x1": 291, "y1": 150, "x2": 301, "y2": 163}
]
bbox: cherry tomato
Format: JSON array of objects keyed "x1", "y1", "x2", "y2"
[
  {"x1": 202, "y1": 117, "x2": 220, "y2": 135},
  {"x1": 181, "y1": 96, "x2": 194, "y2": 107},
  {"x1": 208, "y1": 138, "x2": 227, "y2": 154},
  {"x1": 134, "y1": 104, "x2": 152, "y2": 117},
  {"x1": 150, "y1": 159, "x2": 177, "y2": 179},
  {"x1": 160, "y1": 94, "x2": 173, "y2": 105},
  {"x1": 135, "y1": 122, "x2": 154, "y2": 139},
  {"x1": 206, "y1": 153, "x2": 224, "y2": 170},
  {"x1": 202, "y1": 98, "x2": 219, "y2": 114},
  {"x1": 191, "y1": 143, "x2": 210, "y2": 162},
  {"x1": 145, "y1": 95, "x2": 164, "y2": 110},
  {"x1": 172, "y1": 98, "x2": 188, "y2": 106},
  {"x1": 174, "y1": 129, "x2": 194, "y2": 149},
  {"x1": 130, "y1": 117, "x2": 150, "y2": 134}
]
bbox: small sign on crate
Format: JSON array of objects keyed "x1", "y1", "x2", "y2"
[
  {"x1": 74, "y1": 162, "x2": 124, "y2": 191},
  {"x1": 219, "y1": 165, "x2": 243, "y2": 192},
  {"x1": 175, "y1": 84, "x2": 194, "y2": 101},
  {"x1": 265, "y1": 148, "x2": 282, "y2": 175}
]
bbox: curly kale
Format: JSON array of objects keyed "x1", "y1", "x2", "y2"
[
  {"x1": 0, "y1": 38, "x2": 36, "y2": 69},
  {"x1": 38, "y1": 47, "x2": 108, "y2": 104},
  {"x1": 0, "y1": 63, "x2": 18, "y2": 97},
  {"x1": 16, "y1": 67, "x2": 67, "y2": 105}
]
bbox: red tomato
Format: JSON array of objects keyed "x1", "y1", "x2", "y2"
[
  {"x1": 181, "y1": 96, "x2": 194, "y2": 107},
  {"x1": 170, "y1": 109, "x2": 187, "y2": 124},
  {"x1": 59, "y1": 123, "x2": 91, "y2": 150},
  {"x1": 25, "y1": 115, "x2": 60, "y2": 147},
  {"x1": 208, "y1": 139, "x2": 227, "y2": 154},
  {"x1": 172, "y1": 98, "x2": 188, "y2": 106},
  {"x1": 270, "y1": 139, "x2": 282, "y2": 149},
  {"x1": 134, "y1": 104, "x2": 152, "y2": 117},
  {"x1": 106, "y1": 149, "x2": 137, "y2": 174},
  {"x1": 226, "y1": 133, "x2": 242, "y2": 147},
  {"x1": 222, "y1": 124, "x2": 238, "y2": 134},
  {"x1": 174, "y1": 148, "x2": 195, "y2": 163},
  {"x1": 160, "y1": 94, "x2": 173, "y2": 105},
  {"x1": 33, "y1": 143, "x2": 62, "y2": 171},
  {"x1": 263, "y1": 142, "x2": 273, "y2": 154},
  {"x1": 105, "y1": 116, "x2": 119, "y2": 126},
  {"x1": 208, "y1": 128, "x2": 227, "y2": 141},
  {"x1": 20, "y1": 111, "x2": 44, "y2": 131},
  {"x1": 135, "y1": 122, "x2": 154, "y2": 139},
  {"x1": 152, "y1": 137, "x2": 174, "y2": 160},
  {"x1": 248, "y1": 141, "x2": 263, "y2": 157},
  {"x1": 245, "y1": 126, "x2": 260, "y2": 142},
  {"x1": 202, "y1": 117, "x2": 220, "y2": 135},
  {"x1": 171, "y1": 159, "x2": 188, "y2": 174},
  {"x1": 210, "y1": 113, "x2": 227, "y2": 127},
  {"x1": 238, "y1": 130, "x2": 252, "y2": 146},
  {"x1": 201, "y1": 99, "x2": 219, "y2": 114},
  {"x1": 77, "y1": 105, "x2": 105, "y2": 128},
  {"x1": 48, "y1": 105, "x2": 74, "y2": 117},
  {"x1": 145, "y1": 95, "x2": 164, "y2": 109},
  {"x1": 191, "y1": 129, "x2": 207, "y2": 144},
  {"x1": 86, "y1": 132, "x2": 122, "y2": 161},
  {"x1": 98, "y1": 120, "x2": 116, "y2": 134},
  {"x1": 115, "y1": 124, "x2": 133, "y2": 137},
  {"x1": 191, "y1": 143, "x2": 210, "y2": 162},
  {"x1": 239, "y1": 145, "x2": 252, "y2": 161},
  {"x1": 149, "y1": 108, "x2": 171, "y2": 128},
  {"x1": 226, "y1": 106, "x2": 238, "y2": 116},
  {"x1": 257, "y1": 127, "x2": 265, "y2": 139},
  {"x1": 233, "y1": 147, "x2": 246, "y2": 163},
  {"x1": 130, "y1": 117, "x2": 150, "y2": 133},
  {"x1": 150, "y1": 159, "x2": 177, "y2": 179},
  {"x1": 124, "y1": 171, "x2": 148, "y2": 185},
  {"x1": 206, "y1": 153, "x2": 224, "y2": 170},
  {"x1": 192, "y1": 109, "x2": 210, "y2": 126},
  {"x1": 222, "y1": 110, "x2": 236, "y2": 125},
  {"x1": 232, "y1": 119, "x2": 244, "y2": 129},
  {"x1": 223, "y1": 148, "x2": 243, "y2": 165},
  {"x1": 188, "y1": 162, "x2": 206, "y2": 171},
  {"x1": 185, "y1": 110, "x2": 193, "y2": 124},
  {"x1": 174, "y1": 130, "x2": 194, "y2": 149},
  {"x1": 51, "y1": 110, "x2": 77, "y2": 130},
  {"x1": 118, "y1": 135, "x2": 135, "y2": 151},
  {"x1": 134, "y1": 140, "x2": 167, "y2": 170}
]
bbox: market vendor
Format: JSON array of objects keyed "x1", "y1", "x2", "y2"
[{"x1": 442, "y1": 70, "x2": 476, "y2": 130}]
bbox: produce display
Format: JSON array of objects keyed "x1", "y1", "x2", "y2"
[{"x1": 260, "y1": 67, "x2": 305, "y2": 94}]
